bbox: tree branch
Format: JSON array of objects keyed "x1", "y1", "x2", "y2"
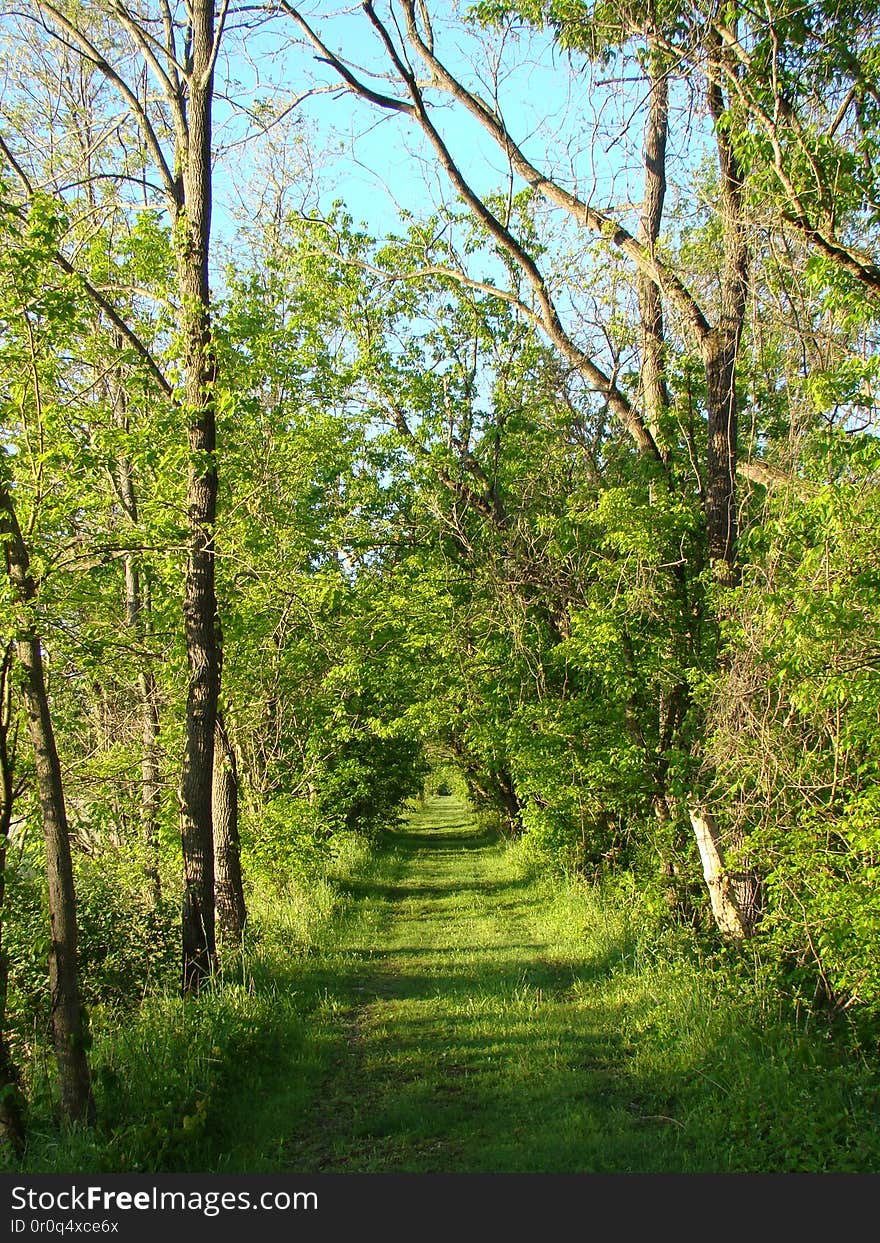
[
  {"x1": 280, "y1": 1, "x2": 416, "y2": 116},
  {"x1": 359, "y1": 1, "x2": 661, "y2": 459},
  {"x1": 396, "y1": 0, "x2": 712, "y2": 350},
  {"x1": 0, "y1": 132, "x2": 174, "y2": 400},
  {"x1": 35, "y1": 0, "x2": 178, "y2": 205}
]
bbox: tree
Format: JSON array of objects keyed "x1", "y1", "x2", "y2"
[
  {"x1": 0, "y1": 472, "x2": 94, "y2": 1123},
  {"x1": 0, "y1": 192, "x2": 96, "y2": 1123},
  {"x1": 2, "y1": 0, "x2": 230, "y2": 991},
  {"x1": 0, "y1": 640, "x2": 26, "y2": 1154}
]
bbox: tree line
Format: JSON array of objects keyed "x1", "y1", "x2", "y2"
[{"x1": 0, "y1": 0, "x2": 878, "y2": 1156}]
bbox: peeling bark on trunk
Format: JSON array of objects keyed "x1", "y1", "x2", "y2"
[
  {"x1": 213, "y1": 711, "x2": 246, "y2": 947},
  {"x1": 689, "y1": 808, "x2": 759, "y2": 939},
  {"x1": 0, "y1": 480, "x2": 94, "y2": 1123}
]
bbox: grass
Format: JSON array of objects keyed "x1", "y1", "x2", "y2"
[{"x1": 8, "y1": 796, "x2": 880, "y2": 1172}]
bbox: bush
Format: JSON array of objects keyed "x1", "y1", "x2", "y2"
[
  {"x1": 73, "y1": 853, "x2": 179, "y2": 1010},
  {"x1": 313, "y1": 732, "x2": 429, "y2": 837},
  {"x1": 2, "y1": 841, "x2": 178, "y2": 1075}
]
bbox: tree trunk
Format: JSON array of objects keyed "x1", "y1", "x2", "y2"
[
  {"x1": 638, "y1": 32, "x2": 671, "y2": 456},
  {"x1": 684, "y1": 35, "x2": 753, "y2": 933},
  {"x1": 0, "y1": 644, "x2": 26, "y2": 1155},
  {"x1": 213, "y1": 711, "x2": 246, "y2": 947},
  {"x1": 703, "y1": 32, "x2": 749, "y2": 586},
  {"x1": 0, "y1": 479, "x2": 94, "y2": 1123},
  {"x1": 138, "y1": 661, "x2": 162, "y2": 906},
  {"x1": 176, "y1": 0, "x2": 220, "y2": 996},
  {"x1": 493, "y1": 767, "x2": 522, "y2": 835},
  {"x1": 114, "y1": 438, "x2": 162, "y2": 906},
  {"x1": 23, "y1": 0, "x2": 224, "y2": 997},
  {"x1": 689, "y1": 808, "x2": 759, "y2": 939},
  {"x1": 703, "y1": 334, "x2": 741, "y2": 581},
  {"x1": 21, "y1": 638, "x2": 95, "y2": 1121}
]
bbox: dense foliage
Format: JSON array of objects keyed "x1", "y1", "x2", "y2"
[{"x1": 0, "y1": 0, "x2": 878, "y2": 1160}]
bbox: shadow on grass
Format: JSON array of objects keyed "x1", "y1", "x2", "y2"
[
  {"x1": 341, "y1": 944, "x2": 552, "y2": 960},
  {"x1": 385, "y1": 828, "x2": 501, "y2": 852},
  {"x1": 155, "y1": 860, "x2": 880, "y2": 1175},
  {"x1": 291, "y1": 939, "x2": 639, "y2": 1009},
  {"x1": 203, "y1": 801, "x2": 880, "y2": 1174},
  {"x1": 336, "y1": 877, "x2": 531, "y2": 901},
  {"x1": 194, "y1": 942, "x2": 653, "y2": 1174},
  {"x1": 262, "y1": 945, "x2": 880, "y2": 1174}
]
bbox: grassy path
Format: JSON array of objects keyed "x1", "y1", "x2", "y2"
[
  {"x1": 212, "y1": 796, "x2": 880, "y2": 1175},
  {"x1": 14, "y1": 796, "x2": 880, "y2": 1175},
  {"x1": 242, "y1": 797, "x2": 685, "y2": 1173}
]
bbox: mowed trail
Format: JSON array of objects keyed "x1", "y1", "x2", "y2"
[{"x1": 276, "y1": 796, "x2": 673, "y2": 1174}]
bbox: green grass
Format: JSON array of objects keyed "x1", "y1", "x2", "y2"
[
  {"x1": 9, "y1": 796, "x2": 880, "y2": 1172},
  {"x1": 244, "y1": 796, "x2": 880, "y2": 1174}
]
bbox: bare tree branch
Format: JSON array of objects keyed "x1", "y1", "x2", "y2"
[
  {"x1": 307, "y1": 1, "x2": 662, "y2": 459},
  {"x1": 395, "y1": 0, "x2": 712, "y2": 352},
  {"x1": 34, "y1": 1, "x2": 178, "y2": 204},
  {"x1": 280, "y1": 1, "x2": 416, "y2": 116}
]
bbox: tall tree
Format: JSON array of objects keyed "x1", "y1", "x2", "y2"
[
  {"x1": 0, "y1": 471, "x2": 95, "y2": 1122},
  {"x1": 3, "y1": 0, "x2": 230, "y2": 990},
  {"x1": 0, "y1": 187, "x2": 98, "y2": 1123},
  {"x1": 0, "y1": 641, "x2": 26, "y2": 1153}
]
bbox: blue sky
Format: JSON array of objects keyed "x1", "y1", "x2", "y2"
[{"x1": 210, "y1": 2, "x2": 671, "y2": 251}]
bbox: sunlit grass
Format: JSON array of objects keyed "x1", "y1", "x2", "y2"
[{"x1": 8, "y1": 795, "x2": 880, "y2": 1173}]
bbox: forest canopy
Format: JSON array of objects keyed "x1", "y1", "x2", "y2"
[{"x1": 0, "y1": 0, "x2": 878, "y2": 1159}]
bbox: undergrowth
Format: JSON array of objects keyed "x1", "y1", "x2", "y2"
[
  {"x1": 5, "y1": 806, "x2": 879, "y2": 1173},
  {"x1": 512, "y1": 844, "x2": 880, "y2": 1171},
  {"x1": 3, "y1": 829, "x2": 374, "y2": 1173}
]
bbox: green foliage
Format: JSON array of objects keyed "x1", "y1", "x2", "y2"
[
  {"x1": 703, "y1": 431, "x2": 880, "y2": 1015},
  {"x1": 241, "y1": 795, "x2": 330, "y2": 890},
  {"x1": 3, "y1": 839, "x2": 178, "y2": 1058},
  {"x1": 312, "y1": 732, "x2": 429, "y2": 838},
  {"x1": 5, "y1": 827, "x2": 378, "y2": 1173},
  {"x1": 72, "y1": 855, "x2": 178, "y2": 1011},
  {"x1": 4, "y1": 0, "x2": 880, "y2": 1170},
  {"x1": 3, "y1": 852, "x2": 50, "y2": 1048}
]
